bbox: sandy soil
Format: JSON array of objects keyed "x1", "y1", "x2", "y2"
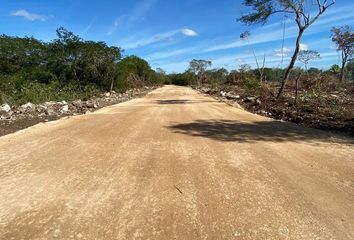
[{"x1": 0, "y1": 85, "x2": 353, "y2": 240}]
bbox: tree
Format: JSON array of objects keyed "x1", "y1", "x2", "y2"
[
  {"x1": 298, "y1": 50, "x2": 320, "y2": 72},
  {"x1": 240, "y1": 31, "x2": 265, "y2": 82},
  {"x1": 331, "y1": 25, "x2": 354, "y2": 83},
  {"x1": 308, "y1": 67, "x2": 321, "y2": 74},
  {"x1": 239, "y1": 0, "x2": 335, "y2": 99},
  {"x1": 329, "y1": 64, "x2": 340, "y2": 75},
  {"x1": 205, "y1": 68, "x2": 229, "y2": 82},
  {"x1": 188, "y1": 59, "x2": 212, "y2": 85},
  {"x1": 295, "y1": 50, "x2": 320, "y2": 102},
  {"x1": 345, "y1": 59, "x2": 354, "y2": 81}
]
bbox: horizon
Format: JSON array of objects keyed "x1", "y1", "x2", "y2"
[{"x1": 1, "y1": 0, "x2": 353, "y2": 73}]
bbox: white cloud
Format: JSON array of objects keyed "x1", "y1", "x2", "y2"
[
  {"x1": 300, "y1": 43, "x2": 309, "y2": 51},
  {"x1": 108, "y1": 0, "x2": 157, "y2": 35},
  {"x1": 181, "y1": 28, "x2": 198, "y2": 37},
  {"x1": 274, "y1": 47, "x2": 291, "y2": 57},
  {"x1": 11, "y1": 9, "x2": 48, "y2": 21},
  {"x1": 120, "y1": 30, "x2": 178, "y2": 49},
  {"x1": 145, "y1": 47, "x2": 195, "y2": 61},
  {"x1": 205, "y1": 6, "x2": 354, "y2": 53}
]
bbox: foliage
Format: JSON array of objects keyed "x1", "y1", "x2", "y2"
[
  {"x1": 331, "y1": 25, "x2": 354, "y2": 81},
  {"x1": 242, "y1": 77, "x2": 261, "y2": 93},
  {"x1": 205, "y1": 68, "x2": 228, "y2": 83},
  {"x1": 169, "y1": 72, "x2": 195, "y2": 86},
  {"x1": 0, "y1": 28, "x2": 159, "y2": 105},
  {"x1": 345, "y1": 60, "x2": 354, "y2": 80},
  {"x1": 238, "y1": 0, "x2": 336, "y2": 98},
  {"x1": 298, "y1": 50, "x2": 320, "y2": 69},
  {"x1": 188, "y1": 59, "x2": 212, "y2": 85},
  {"x1": 329, "y1": 64, "x2": 340, "y2": 75}
]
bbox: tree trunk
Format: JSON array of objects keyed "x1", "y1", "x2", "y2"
[
  {"x1": 339, "y1": 58, "x2": 346, "y2": 83},
  {"x1": 277, "y1": 28, "x2": 304, "y2": 99},
  {"x1": 260, "y1": 54, "x2": 266, "y2": 82},
  {"x1": 110, "y1": 78, "x2": 114, "y2": 92},
  {"x1": 295, "y1": 73, "x2": 301, "y2": 105}
]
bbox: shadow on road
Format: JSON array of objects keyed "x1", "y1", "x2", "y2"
[
  {"x1": 156, "y1": 99, "x2": 191, "y2": 105},
  {"x1": 156, "y1": 99, "x2": 214, "y2": 105},
  {"x1": 168, "y1": 119, "x2": 354, "y2": 144}
]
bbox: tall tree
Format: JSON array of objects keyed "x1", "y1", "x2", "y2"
[
  {"x1": 296, "y1": 50, "x2": 320, "y2": 102},
  {"x1": 239, "y1": 0, "x2": 335, "y2": 98},
  {"x1": 188, "y1": 59, "x2": 212, "y2": 85},
  {"x1": 298, "y1": 50, "x2": 320, "y2": 72},
  {"x1": 331, "y1": 25, "x2": 354, "y2": 83}
]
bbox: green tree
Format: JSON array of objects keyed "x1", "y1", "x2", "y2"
[
  {"x1": 331, "y1": 25, "x2": 354, "y2": 82},
  {"x1": 329, "y1": 64, "x2": 340, "y2": 75},
  {"x1": 116, "y1": 56, "x2": 155, "y2": 88},
  {"x1": 188, "y1": 59, "x2": 212, "y2": 85},
  {"x1": 238, "y1": 0, "x2": 335, "y2": 98},
  {"x1": 345, "y1": 60, "x2": 354, "y2": 81}
]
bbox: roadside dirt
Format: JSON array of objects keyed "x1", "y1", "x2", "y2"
[
  {"x1": 0, "y1": 85, "x2": 353, "y2": 239},
  {"x1": 195, "y1": 84, "x2": 354, "y2": 136},
  {"x1": 0, "y1": 87, "x2": 154, "y2": 137}
]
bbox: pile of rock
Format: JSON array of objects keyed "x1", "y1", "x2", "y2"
[
  {"x1": 0, "y1": 87, "x2": 154, "y2": 122},
  {"x1": 220, "y1": 91, "x2": 241, "y2": 100}
]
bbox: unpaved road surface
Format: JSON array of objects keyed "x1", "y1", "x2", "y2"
[{"x1": 0, "y1": 85, "x2": 353, "y2": 240}]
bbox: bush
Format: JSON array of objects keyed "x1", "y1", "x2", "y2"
[
  {"x1": 169, "y1": 72, "x2": 195, "y2": 86},
  {"x1": 0, "y1": 29, "x2": 163, "y2": 105},
  {"x1": 0, "y1": 73, "x2": 101, "y2": 105},
  {"x1": 242, "y1": 77, "x2": 261, "y2": 93}
]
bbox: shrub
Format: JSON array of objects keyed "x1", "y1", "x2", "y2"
[{"x1": 242, "y1": 77, "x2": 261, "y2": 93}]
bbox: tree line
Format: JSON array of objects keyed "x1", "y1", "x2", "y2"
[{"x1": 0, "y1": 28, "x2": 164, "y2": 105}]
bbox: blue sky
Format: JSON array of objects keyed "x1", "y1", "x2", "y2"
[{"x1": 1, "y1": 0, "x2": 353, "y2": 73}]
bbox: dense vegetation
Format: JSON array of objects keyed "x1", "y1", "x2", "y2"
[{"x1": 0, "y1": 28, "x2": 164, "y2": 105}]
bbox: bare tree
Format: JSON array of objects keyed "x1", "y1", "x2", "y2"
[
  {"x1": 239, "y1": 0, "x2": 335, "y2": 99},
  {"x1": 240, "y1": 31, "x2": 266, "y2": 82},
  {"x1": 189, "y1": 59, "x2": 212, "y2": 85},
  {"x1": 331, "y1": 25, "x2": 354, "y2": 83},
  {"x1": 296, "y1": 50, "x2": 320, "y2": 102},
  {"x1": 298, "y1": 50, "x2": 320, "y2": 72}
]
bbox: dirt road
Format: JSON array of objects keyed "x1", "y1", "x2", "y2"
[{"x1": 0, "y1": 85, "x2": 353, "y2": 239}]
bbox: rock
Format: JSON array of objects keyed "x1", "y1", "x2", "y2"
[
  {"x1": 226, "y1": 93, "x2": 241, "y2": 100},
  {"x1": 86, "y1": 101, "x2": 98, "y2": 109},
  {"x1": 0, "y1": 103, "x2": 11, "y2": 113},
  {"x1": 61, "y1": 105, "x2": 69, "y2": 113},
  {"x1": 244, "y1": 97, "x2": 256, "y2": 102},
  {"x1": 105, "y1": 92, "x2": 111, "y2": 97},
  {"x1": 200, "y1": 87, "x2": 211, "y2": 93},
  {"x1": 21, "y1": 102, "x2": 36, "y2": 110},
  {"x1": 243, "y1": 97, "x2": 261, "y2": 106},
  {"x1": 44, "y1": 101, "x2": 56, "y2": 106},
  {"x1": 72, "y1": 100, "x2": 83, "y2": 108},
  {"x1": 45, "y1": 108, "x2": 55, "y2": 116},
  {"x1": 36, "y1": 105, "x2": 47, "y2": 113}
]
